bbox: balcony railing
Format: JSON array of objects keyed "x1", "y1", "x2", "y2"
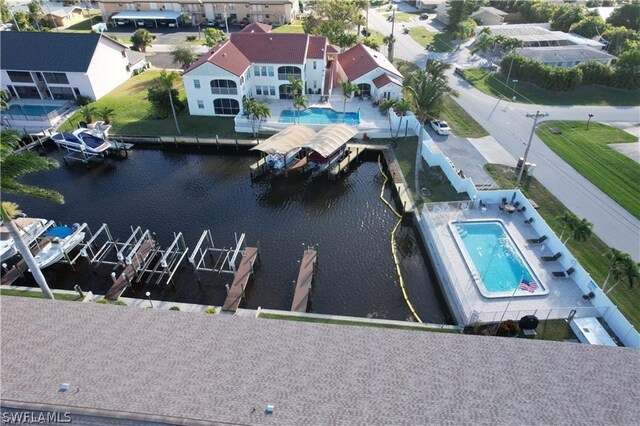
[{"x1": 278, "y1": 73, "x2": 301, "y2": 81}]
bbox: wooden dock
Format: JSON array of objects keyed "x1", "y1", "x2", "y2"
[
  {"x1": 382, "y1": 149, "x2": 414, "y2": 215},
  {"x1": 104, "y1": 239, "x2": 156, "y2": 300},
  {"x1": 222, "y1": 247, "x2": 259, "y2": 312},
  {"x1": 290, "y1": 247, "x2": 318, "y2": 313},
  {"x1": 0, "y1": 237, "x2": 53, "y2": 286},
  {"x1": 328, "y1": 145, "x2": 365, "y2": 179},
  {"x1": 249, "y1": 156, "x2": 268, "y2": 179}
]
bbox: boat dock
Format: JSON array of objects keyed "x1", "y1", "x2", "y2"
[
  {"x1": 104, "y1": 238, "x2": 156, "y2": 300},
  {"x1": 249, "y1": 156, "x2": 268, "y2": 178},
  {"x1": 290, "y1": 246, "x2": 318, "y2": 313},
  {"x1": 222, "y1": 247, "x2": 259, "y2": 312},
  {"x1": 1, "y1": 237, "x2": 52, "y2": 286},
  {"x1": 382, "y1": 149, "x2": 414, "y2": 215},
  {"x1": 327, "y1": 143, "x2": 380, "y2": 179}
]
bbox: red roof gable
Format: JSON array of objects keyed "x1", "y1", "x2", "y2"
[
  {"x1": 240, "y1": 22, "x2": 272, "y2": 33},
  {"x1": 372, "y1": 73, "x2": 402, "y2": 88},
  {"x1": 229, "y1": 33, "x2": 311, "y2": 64},
  {"x1": 307, "y1": 35, "x2": 327, "y2": 59},
  {"x1": 184, "y1": 40, "x2": 251, "y2": 77},
  {"x1": 337, "y1": 44, "x2": 403, "y2": 81}
]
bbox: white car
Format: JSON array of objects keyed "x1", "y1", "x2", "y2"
[{"x1": 430, "y1": 120, "x2": 451, "y2": 136}]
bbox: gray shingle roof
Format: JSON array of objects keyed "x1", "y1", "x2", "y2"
[
  {"x1": 516, "y1": 46, "x2": 616, "y2": 63},
  {"x1": 1, "y1": 297, "x2": 639, "y2": 424},
  {"x1": 0, "y1": 32, "x2": 109, "y2": 73}
]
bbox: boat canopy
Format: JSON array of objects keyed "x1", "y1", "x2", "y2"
[
  {"x1": 0, "y1": 218, "x2": 41, "y2": 241},
  {"x1": 302, "y1": 124, "x2": 358, "y2": 158},
  {"x1": 250, "y1": 125, "x2": 316, "y2": 155}
]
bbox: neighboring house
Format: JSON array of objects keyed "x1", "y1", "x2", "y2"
[
  {"x1": 0, "y1": 32, "x2": 147, "y2": 101},
  {"x1": 183, "y1": 27, "x2": 328, "y2": 116},
  {"x1": 95, "y1": 0, "x2": 300, "y2": 26},
  {"x1": 44, "y1": 6, "x2": 86, "y2": 29},
  {"x1": 408, "y1": 0, "x2": 445, "y2": 12},
  {"x1": 336, "y1": 44, "x2": 404, "y2": 102},
  {"x1": 515, "y1": 46, "x2": 616, "y2": 67},
  {"x1": 471, "y1": 7, "x2": 507, "y2": 26},
  {"x1": 475, "y1": 24, "x2": 606, "y2": 49},
  {"x1": 435, "y1": 0, "x2": 449, "y2": 24}
]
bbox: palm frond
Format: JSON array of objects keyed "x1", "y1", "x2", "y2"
[
  {"x1": 2, "y1": 181, "x2": 64, "y2": 204},
  {"x1": 1, "y1": 152, "x2": 60, "y2": 180},
  {"x1": 0, "y1": 201, "x2": 22, "y2": 222}
]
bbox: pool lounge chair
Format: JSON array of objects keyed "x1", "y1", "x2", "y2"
[
  {"x1": 552, "y1": 267, "x2": 575, "y2": 278},
  {"x1": 527, "y1": 235, "x2": 547, "y2": 244},
  {"x1": 542, "y1": 252, "x2": 562, "y2": 262},
  {"x1": 524, "y1": 218, "x2": 534, "y2": 224}
]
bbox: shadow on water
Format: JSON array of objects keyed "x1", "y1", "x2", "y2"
[{"x1": 8, "y1": 145, "x2": 452, "y2": 323}]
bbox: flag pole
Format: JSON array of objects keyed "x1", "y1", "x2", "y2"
[{"x1": 494, "y1": 275, "x2": 523, "y2": 336}]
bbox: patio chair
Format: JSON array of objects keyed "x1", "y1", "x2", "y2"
[
  {"x1": 518, "y1": 206, "x2": 527, "y2": 213},
  {"x1": 498, "y1": 204, "x2": 504, "y2": 212},
  {"x1": 542, "y1": 252, "x2": 562, "y2": 262},
  {"x1": 524, "y1": 217, "x2": 534, "y2": 225},
  {"x1": 514, "y1": 201, "x2": 521, "y2": 208},
  {"x1": 502, "y1": 197, "x2": 507, "y2": 205},
  {"x1": 526, "y1": 235, "x2": 547, "y2": 244},
  {"x1": 552, "y1": 267, "x2": 575, "y2": 278}
]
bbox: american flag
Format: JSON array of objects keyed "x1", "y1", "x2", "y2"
[{"x1": 519, "y1": 279, "x2": 538, "y2": 293}]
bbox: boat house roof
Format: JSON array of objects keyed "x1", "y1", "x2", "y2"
[
  {"x1": 250, "y1": 125, "x2": 316, "y2": 155},
  {"x1": 302, "y1": 124, "x2": 358, "y2": 158}
]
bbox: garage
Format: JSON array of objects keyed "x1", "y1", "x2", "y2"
[{"x1": 111, "y1": 11, "x2": 182, "y2": 29}]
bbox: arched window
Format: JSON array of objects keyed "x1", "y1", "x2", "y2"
[
  {"x1": 277, "y1": 66, "x2": 301, "y2": 81},
  {"x1": 210, "y1": 79, "x2": 238, "y2": 95},
  {"x1": 213, "y1": 98, "x2": 240, "y2": 115}
]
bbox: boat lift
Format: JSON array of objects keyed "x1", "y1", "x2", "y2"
[{"x1": 188, "y1": 231, "x2": 247, "y2": 279}]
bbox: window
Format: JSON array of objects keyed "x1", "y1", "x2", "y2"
[
  {"x1": 268, "y1": 66, "x2": 274, "y2": 77},
  {"x1": 13, "y1": 85, "x2": 40, "y2": 99},
  {"x1": 149, "y1": 3, "x2": 157, "y2": 10},
  {"x1": 261, "y1": 66, "x2": 267, "y2": 76},
  {"x1": 256, "y1": 87, "x2": 262, "y2": 95},
  {"x1": 48, "y1": 86, "x2": 75, "y2": 100},
  {"x1": 194, "y1": 79, "x2": 201, "y2": 89},
  {"x1": 197, "y1": 100, "x2": 204, "y2": 109},
  {"x1": 213, "y1": 98, "x2": 240, "y2": 115},
  {"x1": 265, "y1": 4, "x2": 269, "y2": 8},
  {"x1": 254, "y1": 66, "x2": 260, "y2": 76},
  {"x1": 73, "y1": 88, "x2": 81, "y2": 98},
  {"x1": 313, "y1": 61, "x2": 317, "y2": 70},
  {"x1": 269, "y1": 86, "x2": 275, "y2": 96},
  {"x1": 265, "y1": 14, "x2": 269, "y2": 19},
  {"x1": 278, "y1": 66, "x2": 301, "y2": 80},
  {"x1": 7, "y1": 71, "x2": 33, "y2": 83},
  {"x1": 229, "y1": 4, "x2": 236, "y2": 10},
  {"x1": 240, "y1": 76, "x2": 244, "y2": 85},
  {"x1": 210, "y1": 79, "x2": 238, "y2": 95},
  {"x1": 43, "y1": 72, "x2": 69, "y2": 84}
]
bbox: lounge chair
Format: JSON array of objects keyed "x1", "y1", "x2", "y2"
[
  {"x1": 526, "y1": 235, "x2": 547, "y2": 244},
  {"x1": 552, "y1": 267, "x2": 575, "y2": 278},
  {"x1": 542, "y1": 252, "x2": 562, "y2": 262},
  {"x1": 524, "y1": 218, "x2": 534, "y2": 224},
  {"x1": 514, "y1": 201, "x2": 521, "y2": 208},
  {"x1": 502, "y1": 197, "x2": 507, "y2": 204},
  {"x1": 518, "y1": 206, "x2": 527, "y2": 213},
  {"x1": 498, "y1": 205, "x2": 504, "y2": 211}
]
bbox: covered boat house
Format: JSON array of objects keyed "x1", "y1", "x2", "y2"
[
  {"x1": 250, "y1": 125, "x2": 316, "y2": 172},
  {"x1": 303, "y1": 124, "x2": 358, "y2": 175}
]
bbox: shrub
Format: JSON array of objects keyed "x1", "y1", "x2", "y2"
[
  {"x1": 204, "y1": 306, "x2": 217, "y2": 315},
  {"x1": 76, "y1": 95, "x2": 92, "y2": 107},
  {"x1": 96, "y1": 299, "x2": 109, "y2": 304},
  {"x1": 185, "y1": 35, "x2": 197, "y2": 42},
  {"x1": 115, "y1": 300, "x2": 128, "y2": 306},
  {"x1": 496, "y1": 320, "x2": 519, "y2": 337},
  {"x1": 169, "y1": 306, "x2": 181, "y2": 311}
]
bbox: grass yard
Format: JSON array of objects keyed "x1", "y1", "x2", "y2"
[
  {"x1": 382, "y1": 11, "x2": 420, "y2": 22},
  {"x1": 60, "y1": 70, "x2": 239, "y2": 138},
  {"x1": 536, "y1": 320, "x2": 577, "y2": 342},
  {"x1": 365, "y1": 28, "x2": 386, "y2": 47},
  {"x1": 431, "y1": 31, "x2": 455, "y2": 52},
  {"x1": 272, "y1": 23, "x2": 305, "y2": 33},
  {"x1": 485, "y1": 164, "x2": 640, "y2": 331},
  {"x1": 0, "y1": 289, "x2": 82, "y2": 301},
  {"x1": 462, "y1": 68, "x2": 640, "y2": 106},
  {"x1": 537, "y1": 121, "x2": 639, "y2": 219},
  {"x1": 61, "y1": 11, "x2": 102, "y2": 33},
  {"x1": 408, "y1": 26, "x2": 434, "y2": 48},
  {"x1": 439, "y1": 95, "x2": 488, "y2": 138}
]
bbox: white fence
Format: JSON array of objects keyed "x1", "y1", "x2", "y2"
[{"x1": 388, "y1": 108, "x2": 639, "y2": 347}]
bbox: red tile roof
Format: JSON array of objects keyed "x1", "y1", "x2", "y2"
[
  {"x1": 229, "y1": 33, "x2": 311, "y2": 64},
  {"x1": 326, "y1": 45, "x2": 339, "y2": 54},
  {"x1": 184, "y1": 40, "x2": 251, "y2": 77},
  {"x1": 337, "y1": 44, "x2": 403, "y2": 81},
  {"x1": 372, "y1": 73, "x2": 402, "y2": 88},
  {"x1": 307, "y1": 35, "x2": 327, "y2": 59},
  {"x1": 240, "y1": 22, "x2": 272, "y2": 33}
]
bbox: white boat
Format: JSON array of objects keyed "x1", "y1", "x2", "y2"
[
  {"x1": 266, "y1": 148, "x2": 303, "y2": 171},
  {"x1": 0, "y1": 217, "x2": 52, "y2": 262},
  {"x1": 31, "y1": 224, "x2": 86, "y2": 269},
  {"x1": 50, "y1": 128, "x2": 111, "y2": 155}
]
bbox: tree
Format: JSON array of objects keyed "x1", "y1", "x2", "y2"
[
  {"x1": 203, "y1": 28, "x2": 227, "y2": 47},
  {"x1": 131, "y1": 28, "x2": 154, "y2": 52},
  {"x1": 564, "y1": 217, "x2": 593, "y2": 244},
  {"x1": 557, "y1": 211, "x2": 579, "y2": 240},
  {"x1": 341, "y1": 81, "x2": 360, "y2": 119},
  {"x1": 150, "y1": 69, "x2": 182, "y2": 134},
  {"x1": 424, "y1": 58, "x2": 451, "y2": 81},
  {"x1": 170, "y1": 45, "x2": 197, "y2": 70},
  {"x1": 0, "y1": 89, "x2": 9, "y2": 111},
  {"x1": 303, "y1": 0, "x2": 359, "y2": 45},
  {"x1": 1, "y1": 129, "x2": 64, "y2": 299},
  {"x1": 569, "y1": 15, "x2": 606, "y2": 38},
  {"x1": 451, "y1": 17, "x2": 477, "y2": 40},
  {"x1": 27, "y1": 1, "x2": 43, "y2": 31},
  {"x1": 95, "y1": 106, "x2": 115, "y2": 124},
  {"x1": 607, "y1": 0, "x2": 640, "y2": 31},
  {"x1": 601, "y1": 248, "x2": 625, "y2": 292},
  {"x1": 12, "y1": 10, "x2": 33, "y2": 31},
  {"x1": 293, "y1": 94, "x2": 308, "y2": 125},
  {"x1": 288, "y1": 76, "x2": 304, "y2": 122},
  {"x1": 603, "y1": 26, "x2": 640, "y2": 54},
  {"x1": 405, "y1": 69, "x2": 458, "y2": 127},
  {"x1": 336, "y1": 33, "x2": 358, "y2": 50},
  {"x1": 383, "y1": 34, "x2": 396, "y2": 61},
  {"x1": 605, "y1": 253, "x2": 640, "y2": 294},
  {"x1": 354, "y1": 13, "x2": 366, "y2": 39},
  {"x1": 392, "y1": 98, "x2": 411, "y2": 140},
  {"x1": 470, "y1": 31, "x2": 496, "y2": 55},
  {"x1": 362, "y1": 37, "x2": 380, "y2": 51},
  {"x1": 379, "y1": 98, "x2": 396, "y2": 135},
  {"x1": 446, "y1": 0, "x2": 481, "y2": 32},
  {"x1": 78, "y1": 105, "x2": 95, "y2": 124},
  {"x1": 1, "y1": 0, "x2": 10, "y2": 24},
  {"x1": 551, "y1": 3, "x2": 587, "y2": 32},
  {"x1": 243, "y1": 99, "x2": 271, "y2": 141}
]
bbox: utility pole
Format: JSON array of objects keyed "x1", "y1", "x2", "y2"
[{"x1": 517, "y1": 111, "x2": 548, "y2": 186}]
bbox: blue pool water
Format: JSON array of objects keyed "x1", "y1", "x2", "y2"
[
  {"x1": 5, "y1": 104, "x2": 60, "y2": 117},
  {"x1": 454, "y1": 221, "x2": 538, "y2": 294},
  {"x1": 280, "y1": 108, "x2": 360, "y2": 125}
]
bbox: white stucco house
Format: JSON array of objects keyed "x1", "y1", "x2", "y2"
[
  {"x1": 471, "y1": 7, "x2": 508, "y2": 26},
  {"x1": 0, "y1": 32, "x2": 147, "y2": 101}
]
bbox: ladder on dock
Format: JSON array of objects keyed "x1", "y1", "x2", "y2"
[
  {"x1": 222, "y1": 247, "x2": 259, "y2": 312},
  {"x1": 0, "y1": 237, "x2": 53, "y2": 286},
  {"x1": 290, "y1": 246, "x2": 318, "y2": 313}
]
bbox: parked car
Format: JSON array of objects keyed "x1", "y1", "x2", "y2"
[
  {"x1": 430, "y1": 120, "x2": 451, "y2": 136},
  {"x1": 237, "y1": 17, "x2": 250, "y2": 27},
  {"x1": 116, "y1": 19, "x2": 128, "y2": 26},
  {"x1": 419, "y1": 13, "x2": 429, "y2": 20},
  {"x1": 145, "y1": 21, "x2": 155, "y2": 28}
]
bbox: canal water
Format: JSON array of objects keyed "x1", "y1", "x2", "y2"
[{"x1": 10, "y1": 146, "x2": 453, "y2": 324}]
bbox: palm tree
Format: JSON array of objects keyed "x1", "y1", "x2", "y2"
[
  {"x1": 244, "y1": 99, "x2": 271, "y2": 142},
  {"x1": 293, "y1": 94, "x2": 308, "y2": 125},
  {"x1": 601, "y1": 248, "x2": 626, "y2": 292},
  {"x1": 564, "y1": 217, "x2": 593, "y2": 244},
  {"x1": 155, "y1": 69, "x2": 181, "y2": 135},
  {"x1": 341, "y1": 81, "x2": 360, "y2": 121},
  {"x1": 95, "y1": 106, "x2": 116, "y2": 124},
  {"x1": 405, "y1": 69, "x2": 458, "y2": 128},
  {"x1": 605, "y1": 254, "x2": 639, "y2": 295},
  {"x1": 393, "y1": 98, "x2": 412, "y2": 140},
  {"x1": 383, "y1": 34, "x2": 396, "y2": 61},
  {"x1": 78, "y1": 105, "x2": 95, "y2": 124},
  {"x1": 288, "y1": 76, "x2": 304, "y2": 120},
  {"x1": 424, "y1": 58, "x2": 451, "y2": 81},
  {"x1": 354, "y1": 13, "x2": 366, "y2": 38},
  {"x1": 1, "y1": 130, "x2": 64, "y2": 299},
  {"x1": 379, "y1": 98, "x2": 396, "y2": 135},
  {"x1": 470, "y1": 32, "x2": 496, "y2": 56},
  {"x1": 557, "y1": 211, "x2": 579, "y2": 240},
  {"x1": 0, "y1": 89, "x2": 9, "y2": 111}
]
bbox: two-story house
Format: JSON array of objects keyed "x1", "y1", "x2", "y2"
[
  {"x1": 0, "y1": 32, "x2": 147, "y2": 102},
  {"x1": 183, "y1": 24, "x2": 327, "y2": 116}
]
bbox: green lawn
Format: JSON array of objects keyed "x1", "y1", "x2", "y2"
[
  {"x1": 259, "y1": 313, "x2": 460, "y2": 333},
  {"x1": 272, "y1": 23, "x2": 305, "y2": 33},
  {"x1": 485, "y1": 164, "x2": 640, "y2": 331},
  {"x1": 462, "y1": 68, "x2": 640, "y2": 106},
  {"x1": 408, "y1": 26, "x2": 434, "y2": 48},
  {"x1": 60, "y1": 70, "x2": 239, "y2": 138},
  {"x1": 439, "y1": 95, "x2": 488, "y2": 138},
  {"x1": 536, "y1": 320, "x2": 577, "y2": 342},
  {"x1": 431, "y1": 31, "x2": 455, "y2": 52},
  {"x1": 0, "y1": 289, "x2": 81, "y2": 301},
  {"x1": 61, "y1": 11, "x2": 102, "y2": 33},
  {"x1": 382, "y1": 11, "x2": 420, "y2": 22},
  {"x1": 537, "y1": 121, "x2": 639, "y2": 219}
]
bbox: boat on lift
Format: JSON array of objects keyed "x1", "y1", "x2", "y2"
[
  {"x1": 31, "y1": 223, "x2": 87, "y2": 269},
  {"x1": 50, "y1": 128, "x2": 111, "y2": 155},
  {"x1": 0, "y1": 217, "x2": 53, "y2": 262}
]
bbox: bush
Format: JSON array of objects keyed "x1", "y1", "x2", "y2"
[
  {"x1": 501, "y1": 53, "x2": 582, "y2": 91},
  {"x1": 496, "y1": 320, "x2": 519, "y2": 337},
  {"x1": 115, "y1": 300, "x2": 128, "y2": 306},
  {"x1": 204, "y1": 306, "x2": 217, "y2": 315},
  {"x1": 76, "y1": 95, "x2": 92, "y2": 107},
  {"x1": 169, "y1": 306, "x2": 181, "y2": 311},
  {"x1": 185, "y1": 35, "x2": 197, "y2": 42},
  {"x1": 96, "y1": 299, "x2": 109, "y2": 304},
  {"x1": 577, "y1": 61, "x2": 614, "y2": 86},
  {"x1": 147, "y1": 86, "x2": 184, "y2": 119}
]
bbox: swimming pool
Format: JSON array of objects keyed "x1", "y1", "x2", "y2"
[
  {"x1": 279, "y1": 108, "x2": 360, "y2": 125},
  {"x1": 450, "y1": 220, "x2": 547, "y2": 298},
  {"x1": 4, "y1": 104, "x2": 61, "y2": 117}
]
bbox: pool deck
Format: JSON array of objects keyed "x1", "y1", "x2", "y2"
[{"x1": 422, "y1": 202, "x2": 597, "y2": 324}]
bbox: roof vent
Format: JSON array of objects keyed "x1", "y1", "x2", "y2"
[
  {"x1": 223, "y1": 53, "x2": 227, "y2": 57},
  {"x1": 270, "y1": 37, "x2": 273, "y2": 41}
]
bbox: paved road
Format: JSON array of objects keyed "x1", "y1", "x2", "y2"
[{"x1": 367, "y1": 7, "x2": 640, "y2": 259}]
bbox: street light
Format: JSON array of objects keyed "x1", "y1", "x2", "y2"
[
  {"x1": 587, "y1": 114, "x2": 594, "y2": 130},
  {"x1": 145, "y1": 291, "x2": 153, "y2": 308}
]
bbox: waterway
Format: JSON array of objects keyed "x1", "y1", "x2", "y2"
[{"x1": 9, "y1": 145, "x2": 453, "y2": 324}]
